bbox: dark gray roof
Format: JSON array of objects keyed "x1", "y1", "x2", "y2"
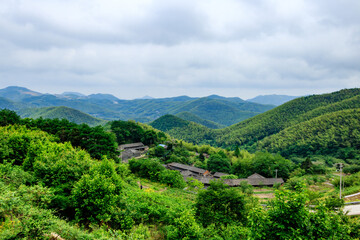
[
  {"x1": 247, "y1": 173, "x2": 266, "y2": 179},
  {"x1": 180, "y1": 170, "x2": 194, "y2": 177},
  {"x1": 224, "y1": 178, "x2": 284, "y2": 186},
  {"x1": 167, "y1": 162, "x2": 206, "y2": 174},
  {"x1": 213, "y1": 172, "x2": 228, "y2": 178},
  {"x1": 120, "y1": 142, "x2": 145, "y2": 149}
]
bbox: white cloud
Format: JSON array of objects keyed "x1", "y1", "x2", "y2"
[{"x1": 0, "y1": 0, "x2": 359, "y2": 99}]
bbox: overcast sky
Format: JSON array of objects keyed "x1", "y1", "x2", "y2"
[{"x1": 0, "y1": 0, "x2": 359, "y2": 99}]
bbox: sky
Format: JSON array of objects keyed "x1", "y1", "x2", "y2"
[{"x1": 0, "y1": 0, "x2": 359, "y2": 100}]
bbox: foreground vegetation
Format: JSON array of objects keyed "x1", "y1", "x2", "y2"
[{"x1": 1, "y1": 109, "x2": 360, "y2": 239}]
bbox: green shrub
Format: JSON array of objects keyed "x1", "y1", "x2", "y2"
[
  {"x1": 158, "y1": 170, "x2": 186, "y2": 189},
  {"x1": 129, "y1": 158, "x2": 165, "y2": 181},
  {"x1": 195, "y1": 180, "x2": 248, "y2": 227},
  {"x1": 166, "y1": 210, "x2": 202, "y2": 240}
]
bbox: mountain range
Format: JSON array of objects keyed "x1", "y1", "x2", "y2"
[
  {"x1": 247, "y1": 94, "x2": 299, "y2": 106},
  {"x1": 0, "y1": 86, "x2": 289, "y2": 127}
]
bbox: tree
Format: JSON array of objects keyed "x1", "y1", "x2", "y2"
[
  {"x1": 0, "y1": 109, "x2": 21, "y2": 126},
  {"x1": 195, "y1": 180, "x2": 247, "y2": 227},
  {"x1": 72, "y1": 159, "x2": 122, "y2": 226},
  {"x1": 300, "y1": 157, "x2": 313, "y2": 173},
  {"x1": 207, "y1": 153, "x2": 231, "y2": 173},
  {"x1": 234, "y1": 146, "x2": 240, "y2": 157}
]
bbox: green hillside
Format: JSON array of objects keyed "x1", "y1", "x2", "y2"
[
  {"x1": 257, "y1": 109, "x2": 360, "y2": 157},
  {"x1": 175, "y1": 111, "x2": 225, "y2": 129},
  {"x1": 18, "y1": 106, "x2": 106, "y2": 126},
  {"x1": 215, "y1": 88, "x2": 360, "y2": 148},
  {"x1": 152, "y1": 88, "x2": 360, "y2": 159},
  {"x1": 169, "y1": 97, "x2": 270, "y2": 126},
  {"x1": 150, "y1": 114, "x2": 213, "y2": 144}
]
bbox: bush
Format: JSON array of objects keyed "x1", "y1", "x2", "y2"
[
  {"x1": 72, "y1": 160, "x2": 123, "y2": 226},
  {"x1": 129, "y1": 158, "x2": 165, "y2": 181},
  {"x1": 166, "y1": 210, "x2": 202, "y2": 240},
  {"x1": 195, "y1": 180, "x2": 248, "y2": 227},
  {"x1": 158, "y1": 170, "x2": 186, "y2": 189}
]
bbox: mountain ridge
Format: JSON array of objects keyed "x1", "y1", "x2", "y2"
[{"x1": 0, "y1": 86, "x2": 275, "y2": 126}]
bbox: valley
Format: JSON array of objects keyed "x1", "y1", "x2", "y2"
[{"x1": 0, "y1": 87, "x2": 359, "y2": 239}]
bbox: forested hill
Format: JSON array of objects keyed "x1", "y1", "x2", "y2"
[
  {"x1": 0, "y1": 86, "x2": 274, "y2": 126},
  {"x1": 18, "y1": 106, "x2": 106, "y2": 126},
  {"x1": 175, "y1": 111, "x2": 225, "y2": 129},
  {"x1": 150, "y1": 114, "x2": 214, "y2": 144},
  {"x1": 151, "y1": 88, "x2": 360, "y2": 158},
  {"x1": 256, "y1": 108, "x2": 360, "y2": 158},
  {"x1": 215, "y1": 88, "x2": 360, "y2": 148}
]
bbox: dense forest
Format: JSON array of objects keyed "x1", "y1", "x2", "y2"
[
  {"x1": 1, "y1": 109, "x2": 360, "y2": 239},
  {"x1": 151, "y1": 89, "x2": 360, "y2": 161}
]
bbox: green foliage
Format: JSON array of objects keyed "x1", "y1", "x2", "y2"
[
  {"x1": 0, "y1": 125, "x2": 58, "y2": 166},
  {"x1": 111, "y1": 120, "x2": 163, "y2": 146},
  {"x1": 258, "y1": 109, "x2": 360, "y2": 159},
  {"x1": 0, "y1": 109, "x2": 21, "y2": 126},
  {"x1": 220, "y1": 174, "x2": 238, "y2": 179},
  {"x1": 158, "y1": 170, "x2": 186, "y2": 189},
  {"x1": 195, "y1": 180, "x2": 248, "y2": 227},
  {"x1": 21, "y1": 117, "x2": 119, "y2": 160},
  {"x1": 248, "y1": 182, "x2": 354, "y2": 240},
  {"x1": 72, "y1": 159, "x2": 123, "y2": 225},
  {"x1": 232, "y1": 151, "x2": 294, "y2": 179},
  {"x1": 207, "y1": 153, "x2": 231, "y2": 173},
  {"x1": 128, "y1": 158, "x2": 186, "y2": 188},
  {"x1": 166, "y1": 210, "x2": 202, "y2": 240},
  {"x1": 129, "y1": 158, "x2": 165, "y2": 181},
  {"x1": 300, "y1": 157, "x2": 313, "y2": 172},
  {"x1": 186, "y1": 177, "x2": 204, "y2": 192}
]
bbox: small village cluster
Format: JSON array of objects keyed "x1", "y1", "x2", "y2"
[{"x1": 120, "y1": 142, "x2": 284, "y2": 188}]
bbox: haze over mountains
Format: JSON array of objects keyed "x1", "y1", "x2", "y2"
[
  {"x1": 247, "y1": 94, "x2": 299, "y2": 106},
  {"x1": 0, "y1": 86, "x2": 292, "y2": 127}
]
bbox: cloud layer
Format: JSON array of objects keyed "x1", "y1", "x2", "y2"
[{"x1": 0, "y1": 0, "x2": 359, "y2": 99}]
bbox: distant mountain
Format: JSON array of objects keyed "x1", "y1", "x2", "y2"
[
  {"x1": 175, "y1": 112, "x2": 225, "y2": 129},
  {"x1": 0, "y1": 86, "x2": 275, "y2": 125},
  {"x1": 207, "y1": 94, "x2": 245, "y2": 103},
  {"x1": 88, "y1": 93, "x2": 120, "y2": 101},
  {"x1": 18, "y1": 106, "x2": 106, "y2": 126},
  {"x1": 169, "y1": 97, "x2": 273, "y2": 126},
  {"x1": 247, "y1": 94, "x2": 299, "y2": 106},
  {"x1": 136, "y1": 95, "x2": 154, "y2": 100},
  {"x1": 0, "y1": 86, "x2": 42, "y2": 101},
  {"x1": 62, "y1": 92, "x2": 86, "y2": 97}
]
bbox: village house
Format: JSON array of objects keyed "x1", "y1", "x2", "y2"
[
  {"x1": 166, "y1": 162, "x2": 284, "y2": 187},
  {"x1": 119, "y1": 142, "x2": 149, "y2": 163}
]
